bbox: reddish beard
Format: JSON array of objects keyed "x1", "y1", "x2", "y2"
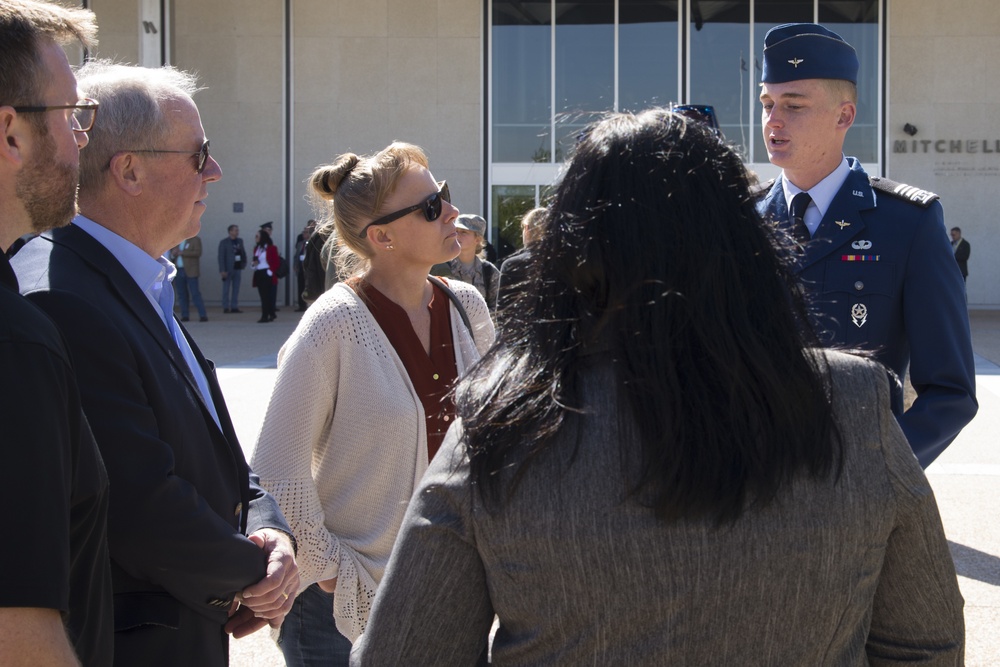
[{"x1": 15, "y1": 122, "x2": 80, "y2": 234}]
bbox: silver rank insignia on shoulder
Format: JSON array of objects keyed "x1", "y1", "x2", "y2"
[
  {"x1": 893, "y1": 183, "x2": 937, "y2": 206},
  {"x1": 788, "y1": 57, "x2": 804, "y2": 67},
  {"x1": 852, "y1": 240, "x2": 872, "y2": 250},
  {"x1": 835, "y1": 220, "x2": 851, "y2": 230},
  {"x1": 851, "y1": 303, "x2": 868, "y2": 328}
]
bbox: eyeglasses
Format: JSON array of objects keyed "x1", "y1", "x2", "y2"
[
  {"x1": 362, "y1": 181, "x2": 451, "y2": 235},
  {"x1": 671, "y1": 104, "x2": 721, "y2": 136},
  {"x1": 127, "y1": 139, "x2": 211, "y2": 173},
  {"x1": 12, "y1": 98, "x2": 99, "y2": 132}
]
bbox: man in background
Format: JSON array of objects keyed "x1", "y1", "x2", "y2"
[
  {"x1": 170, "y1": 234, "x2": 208, "y2": 321},
  {"x1": 0, "y1": 1, "x2": 112, "y2": 664},
  {"x1": 218, "y1": 223, "x2": 245, "y2": 313},
  {"x1": 12, "y1": 61, "x2": 298, "y2": 666},
  {"x1": 293, "y1": 220, "x2": 313, "y2": 311},
  {"x1": 950, "y1": 227, "x2": 970, "y2": 284}
]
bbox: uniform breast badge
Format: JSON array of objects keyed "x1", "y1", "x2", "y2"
[
  {"x1": 851, "y1": 303, "x2": 868, "y2": 327},
  {"x1": 851, "y1": 240, "x2": 872, "y2": 250}
]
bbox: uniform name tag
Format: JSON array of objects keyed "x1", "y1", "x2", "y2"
[{"x1": 842, "y1": 255, "x2": 879, "y2": 261}]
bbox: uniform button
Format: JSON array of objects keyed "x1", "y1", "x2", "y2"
[
  {"x1": 234, "y1": 502, "x2": 243, "y2": 517},
  {"x1": 432, "y1": 373, "x2": 439, "y2": 380},
  {"x1": 854, "y1": 281, "x2": 864, "y2": 291},
  {"x1": 443, "y1": 415, "x2": 450, "y2": 422}
]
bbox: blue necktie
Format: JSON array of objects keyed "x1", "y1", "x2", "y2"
[{"x1": 789, "y1": 192, "x2": 812, "y2": 244}]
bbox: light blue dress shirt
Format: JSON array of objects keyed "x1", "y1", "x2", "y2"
[{"x1": 782, "y1": 156, "x2": 852, "y2": 236}]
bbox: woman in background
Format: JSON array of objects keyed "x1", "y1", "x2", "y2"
[
  {"x1": 353, "y1": 111, "x2": 964, "y2": 665},
  {"x1": 496, "y1": 206, "x2": 546, "y2": 326},
  {"x1": 251, "y1": 142, "x2": 494, "y2": 666},
  {"x1": 251, "y1": 228, "x2": 279, "y2": 323},
  {"x1": 431, "y1": 213, "x2": 500, "y2": 315}
]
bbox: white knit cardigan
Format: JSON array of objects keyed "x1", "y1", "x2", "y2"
[{"x1": 250, "y1": 280, "x2": 494, "y2": 641}]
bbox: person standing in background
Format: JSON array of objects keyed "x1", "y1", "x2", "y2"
[
  {"x1": 252, "y1": 228, "x2": 279, "y2": 322},
  {"x1": 293, "y1": 220, "x2": 314, "y2": 311},
  {"x1": 170, "y1": 235, "x2": 208, "y2": 321},
  {"x1": 950, "y1": 227, "x2": 970, "y2": 283},
  {"x1": 496, "y1": 206, "x2": 547, "y2": 328},
  {"x1": 301, "y1": 224, "x2": 336, "y2": 305},
  {"x1": 431, "y1": 213, "x2": 500, "y2": 315},
  {"x1": 218, "y1": 224, "x2": 245, "y2": 313}
]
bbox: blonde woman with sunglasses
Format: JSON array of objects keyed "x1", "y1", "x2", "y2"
[{"x1": 250, "y1": 142, "x2": 494, "y2": 666}]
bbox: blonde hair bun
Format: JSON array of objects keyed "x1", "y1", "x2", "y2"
[{"x1": 311, "y1": 153, "x2": 360, "y2": 200}]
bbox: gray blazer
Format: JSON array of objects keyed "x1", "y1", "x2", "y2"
[
  {"x1": 353, "y1": 350, "x2": 964, "y2": 666},
  {"x1": 218, "y1": 235, "x2": 247, "y2": 274}
]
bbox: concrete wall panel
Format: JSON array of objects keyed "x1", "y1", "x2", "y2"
[{"x1": 887, "y1": 0, "x2": 1000, "y2": 306}]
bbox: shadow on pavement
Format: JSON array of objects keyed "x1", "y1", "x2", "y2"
[{"x1": 949, "y1": 541, "x2": 1000, "y2": 586}]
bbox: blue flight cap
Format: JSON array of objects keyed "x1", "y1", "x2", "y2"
[{"x1": 761, "y1": 23, "x2": 859, "y2": 84}]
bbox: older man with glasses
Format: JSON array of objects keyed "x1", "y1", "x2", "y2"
[{"x1": 12, "y1": 60, "x2": 299, "y2": 667}]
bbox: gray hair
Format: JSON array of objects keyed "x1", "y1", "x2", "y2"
[{"x1": 76, "y1": 60, "x2": 202, "y2": 193}]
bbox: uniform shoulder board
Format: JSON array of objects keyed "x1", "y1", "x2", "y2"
[
  {"x1": 750, "y1": 177, "x2": 775, "y2": 201},
  {"x1": 869, "y1": 176, "x2": 939, "y2": 208}
]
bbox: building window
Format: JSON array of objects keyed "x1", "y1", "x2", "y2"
[
  {"x1": 491, "y1": 185, "x2": 538, "y2": 257},
  {"x1": 492, "y1": 2, "x2": 552, "y2": 163},
  {"x1": 489, "y1": 0, "x2": 881, "y2": 253}
]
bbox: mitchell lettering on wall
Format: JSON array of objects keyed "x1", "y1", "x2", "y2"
[
  {"x1": 894, "y1": 138, "x2": 1000, "y2": 178},
  {"x1": 894, "y1": 139, "x2": 1000, "y2": 154}
]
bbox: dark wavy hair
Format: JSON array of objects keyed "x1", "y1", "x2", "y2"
[{"x1": 458, "y1": 108, "x2": 841, "y2": 524}]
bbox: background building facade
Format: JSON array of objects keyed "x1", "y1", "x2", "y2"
[{"x1": 78, "y1": 0, "x2": 1000, "y2": 305}]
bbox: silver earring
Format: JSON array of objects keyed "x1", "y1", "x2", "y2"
[{"x1": 386, "y1": 245, "x2": 394, "y2": 250}]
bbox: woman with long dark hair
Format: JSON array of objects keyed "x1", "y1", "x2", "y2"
[
  {"x1": 251, "y1": 228, "x2": 279, "y2": 322},
  {"x1": 353, "y1": 110, "x2": 964, "y2": 664}
]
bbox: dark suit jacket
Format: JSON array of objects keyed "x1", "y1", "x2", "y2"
[
  {"x1": 496, "y1": 249, "x2": 531, "y2": 333},
  {"x1": 757, "y1": 159, "x2": 977, "y2": 467},
  {"x1": 12, "y1": 223, "x2": 291, "y2": 667},
  {"x1": 953, "y1": 238, "x2": 970, "y2": 278},
  {"x1": 218, "y1": 235, "x2": 246, "y2": 274}
]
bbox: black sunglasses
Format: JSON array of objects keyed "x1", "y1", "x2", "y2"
[
  {"x1": 671, "y1": 104, "x2": 721, "y2": 136},
  {"x1": 127, "y1": 139, "x2": 211, "y2": 173},
  {"x1": 13, "y1": 98, "x2": 99, "y2": 132},
  {"x1": 362, "y1": 181, "x2": 451, "y2": 235}
]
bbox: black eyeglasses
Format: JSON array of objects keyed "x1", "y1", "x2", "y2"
[
  {"x1": 362, "y1": 181, "x2": 451, "y2": 235},
  {"x1": 127, "y1": 139, "x2": 211, "y2": 173},
  {"x1": 671, "y1": 104, "x2": 721, "y2": 136},
  {"x1": 13, "y1": 98, "x2": 99, "y2": 132}
]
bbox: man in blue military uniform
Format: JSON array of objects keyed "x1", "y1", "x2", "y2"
[{"x1": 757, "y1": 23, "x2": 976, "y2": 467}]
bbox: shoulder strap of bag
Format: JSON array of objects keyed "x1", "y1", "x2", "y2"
[{"x1": 427, "y1": 275, "x2": 475, "y2": 343}]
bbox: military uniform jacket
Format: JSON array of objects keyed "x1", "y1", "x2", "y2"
[
  {"x1": 758, "y1": 158, "x2": 976, "y2": 467},
  {"x1": 12, "y1": 225, "x2": 292, "y2": 666}
]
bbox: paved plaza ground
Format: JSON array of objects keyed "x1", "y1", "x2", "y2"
[{"x1": 182, "y1": 306, "x2": 1000, "y2": 666}]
